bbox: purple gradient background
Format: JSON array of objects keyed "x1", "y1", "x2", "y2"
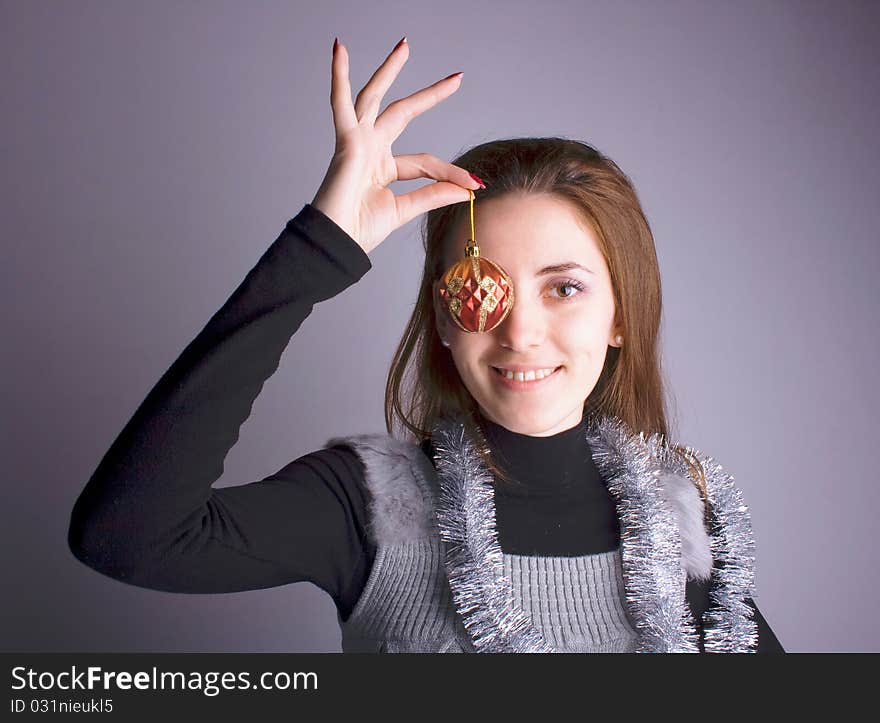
[{"x1": 2, "y1": 0, "x2": 878, "y2": 652}]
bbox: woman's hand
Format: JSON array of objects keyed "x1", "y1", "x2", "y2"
[{"x1": 311, "y1": 37, "x2": 483, "y2": 255}]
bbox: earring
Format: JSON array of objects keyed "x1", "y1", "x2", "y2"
[
  {"x1": 437, "y1": 189, "x2": 515, "y2": 333},
  {"x1": 614, "y1": 334, "x2": 623, "y2": 345},
  {"x1": 440, "y1": 338, "x2": 451, "y2": 348}
]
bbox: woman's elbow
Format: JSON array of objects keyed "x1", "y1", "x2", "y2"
[{"x1": 67, "y1": 506, "x2": 142, "y2": 582}]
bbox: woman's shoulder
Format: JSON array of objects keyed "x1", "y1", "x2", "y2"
[
  {"x1": 325, "y1": 431, "x2": 437, "y2": 546},
  {"x1": 586, "y1": 414, "x2": 751, "y2": 583},
  {"x1": 654, "y1": 439, "x2": 756, "y2": 591}
]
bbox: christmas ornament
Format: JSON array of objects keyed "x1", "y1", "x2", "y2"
[{"x1": 437, "y1": 189, "x2": 515, "y2": 333}]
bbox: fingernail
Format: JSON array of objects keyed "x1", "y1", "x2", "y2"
[
  {"x1": 401, "y1": 36, "x2": 408, "y2": 45},
  {"x1": 333, "y1": 37, "x2": 338, "y2": 51},
  {"x1": 469, "y1": 172, "x2": 486, "y2": 188},
  {"x1": 445, "y1": 71, "x2": 464, "y2": 80}
]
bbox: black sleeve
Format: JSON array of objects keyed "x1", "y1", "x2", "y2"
[{"x1": 67, "y1": 203, "x2": 377, "y2": 620}]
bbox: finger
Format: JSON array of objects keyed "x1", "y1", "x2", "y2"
[
  {"x1": 354, "y1": 37, "x2": 410, "y2": 124},
  {"x1": 375, "y1": 72, "x2": 463, "y2": 142},
  {"x1": 330, "y1": 40, "x2": 358, "y2": 137},
  {"x1": 393, "y1": 180, "x2": 476, "y2": 230},
  {"x1": 394, "y1": 153, "x2": 482, "y2": 191}
]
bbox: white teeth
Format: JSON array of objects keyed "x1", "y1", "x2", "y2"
[{"x1": 494, "y1": 366, "x2": 558, "y2": 382}]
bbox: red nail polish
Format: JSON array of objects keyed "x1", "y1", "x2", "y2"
[{"x1": 469, "y1": 172, "x2": 486, "y2": 188}]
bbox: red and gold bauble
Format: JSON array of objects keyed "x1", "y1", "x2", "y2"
[{"x1": 437, "y1": 189, "x2": 515, "y2": 333}]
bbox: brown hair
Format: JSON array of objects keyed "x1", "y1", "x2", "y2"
[{"x1": 382, "y1": 137, "x2": 706, "y2": 499}]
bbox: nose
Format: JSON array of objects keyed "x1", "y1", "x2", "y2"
[{"x1": 493, "y1": 291, "x2": 546, "y2": 351}]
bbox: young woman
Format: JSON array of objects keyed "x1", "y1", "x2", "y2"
[{"x1": 68, "y1": 36, "x2": 784, "y2": 653}]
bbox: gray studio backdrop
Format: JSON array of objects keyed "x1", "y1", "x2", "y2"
[{"x1": 2, "y1": 0, "x2": 878, "y2": 653}]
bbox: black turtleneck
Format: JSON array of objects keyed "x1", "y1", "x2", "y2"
[{"x1": 476, "y1": 410, "x2": 621, "y2": 556}]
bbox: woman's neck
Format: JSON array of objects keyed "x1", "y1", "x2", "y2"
[{"x1": 476, "y1": 409, "x2": 598, "y2": 494}]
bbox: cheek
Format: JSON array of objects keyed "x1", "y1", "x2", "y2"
[
  {"x1": 555, "y1": 306, "x2": 614, "y2": 359},
  {"x1": 447, "y1": 334, "x2": 492, "y2": 383}
]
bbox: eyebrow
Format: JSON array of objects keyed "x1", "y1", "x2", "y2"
[{"x1": 535, "y1": 262, "x2": 595, "y2": 276}]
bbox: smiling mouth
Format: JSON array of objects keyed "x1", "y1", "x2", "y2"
[{"x1": 491, "y1": 365, "x2": 562, "y2": 382}]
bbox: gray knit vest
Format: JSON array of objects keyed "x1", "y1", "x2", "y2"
[
  {"x1": 328, "y1": 434, "x2": 636, "y2": 653},
  {"x1": 328, "y1": 416, "x2": 758, "y2": 654}
]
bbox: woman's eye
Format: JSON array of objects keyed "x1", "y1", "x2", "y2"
[{"x1": 549, "y1": 279, "x2": 586, "y2": 300}]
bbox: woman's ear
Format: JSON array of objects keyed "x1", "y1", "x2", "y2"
[{"x1": 608, "y1": 315, "x2": 623, "y2": 348}]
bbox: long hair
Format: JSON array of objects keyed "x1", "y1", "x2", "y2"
[{"x1": 383, "y1": 137, "x2": 706, "y2": 498}]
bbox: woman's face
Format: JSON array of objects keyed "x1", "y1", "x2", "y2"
[{"x1": 434, "y1": 192, "x2": 621, "y2": 437}]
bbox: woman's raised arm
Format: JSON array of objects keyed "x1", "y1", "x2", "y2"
[{"x1": 67, "y1": 204, "x2": 377, "y2": 619}]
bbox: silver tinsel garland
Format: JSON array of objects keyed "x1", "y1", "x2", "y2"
[
  {"x1": 650, "y1": 437, "x2": 759, "y2": 652},
  {"x1": 430, "y1": 413, "x2": 759, "y2": 653},
  {"x1": 431, "y1": 419, "x2": 554, "y2": 653},
  {"x1": 586, "y1": 416, "x2": 702, "y2": 652}
]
